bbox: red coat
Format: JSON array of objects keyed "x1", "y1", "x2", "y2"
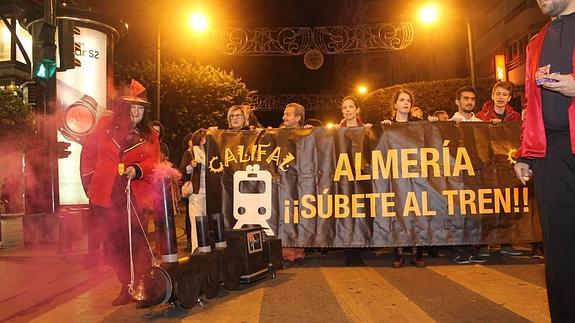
[
  {"x1": 80, "y1": 114, "x2": 160, "y2": 209},
  {"x1": 476, "y1": 101, "x2": 521, "y2": 123},
  {"x1": 520, "y1": 22, "x2": 575, "y2": 158}
]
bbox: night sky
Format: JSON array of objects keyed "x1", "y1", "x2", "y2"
[{"x1": 74, "y1": 0, "x2": 466, "y2": 126}]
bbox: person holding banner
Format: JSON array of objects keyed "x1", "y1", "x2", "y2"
[
  {"x1": 381, "y1": 89, "x2": 426, "y2": 268},
  {"x1": 339, "y1": 96, "x2": 369, "y2": 266},
  {"x1": 80, "y1": 80, "x2": 160, "y2": 306},
  {"x1": 514, "y1": 0, "x2": 575, "y2": 321},
  {"x1": 279, "y1": 102, "x2": 307, "y2": 266},
  {"x1": 340, "y1": 95, "x2": 372, "y2": 128},
  {"x1": 445, "y1": 86, "x2": 489, "y2": 264},
  {"x1": 477, "y1": 81, "x2": 523, "y2": 258},
  {"x1": 476, "y1": 81, "x2": 521, "y2": 125},
  {"x1": 449, "y1": 86, "x2": 482, "y2": 122},
  {"x1": 228, "y1": 105, "x2": 252, "y2": 130}
]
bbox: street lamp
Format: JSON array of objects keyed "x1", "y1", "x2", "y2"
[
  {"x1": 155, "y1": 11, "x2": 209, "y2": 121},
  {"x1": 417, "y1": 4, "x2": 477, "y2": 90},
  {"x1": 356, "y1": 85, "x2": 368, "y2": 95}
]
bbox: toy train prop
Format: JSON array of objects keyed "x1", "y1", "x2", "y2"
[{"x1": 132, "y1": 179, "x2": 282, "y2": 309}]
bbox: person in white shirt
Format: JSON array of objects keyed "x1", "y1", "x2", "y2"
[{"x1": 450, "y1": 86, "x2": 482, "y2": 122}]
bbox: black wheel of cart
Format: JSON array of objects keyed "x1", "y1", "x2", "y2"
[
  {"x1": 175, "y1": 260, "x2": 202, "y2": 309},
  {"x1": 220, "y1": 246, "x2": 242, "y2": 290}
]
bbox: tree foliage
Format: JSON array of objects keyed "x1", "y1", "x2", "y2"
[
  {"x1": 116, "y1": 60, "x2": 253, "y2": 155},
  {"x1": 361, "y1": 78, "x2": 494, "y2": 123},
  {"x1": 0, "y1": 89, "x2": 35, "y2": 137}
]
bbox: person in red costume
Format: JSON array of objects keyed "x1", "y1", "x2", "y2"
[
  {"x1": 477, "y1": 81, "x2": 521, "y2": 124},
  {"x1": 513, "y1": 0, "x2": 575, "y2": 321},
  {"x1": 80, "y1": 80, "x2": 160, "y2": 306}
]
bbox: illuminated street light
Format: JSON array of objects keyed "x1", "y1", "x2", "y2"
[
  {"x1": 418, "y1": 4, "x2": 439, "y2": 25},
  {"x1": 156, "y1": 10, "x2": 209, "y2": 121},
  {"x1": 189, "y1": 12, "x2": 209, "y2": 33},
  {"x1": 417, "y1": 4, "x2": 477, "y2": 90},
  {"x1": 356, "y1": 85, "x2": 368, "y2": 95}
]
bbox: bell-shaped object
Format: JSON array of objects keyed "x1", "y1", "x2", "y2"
[
  {"x1": 132, "y1": 277, "x2": 148, "y2": 301},
  {"x1": 133, "y1": 266, "x2": 172, "y2": 308}
]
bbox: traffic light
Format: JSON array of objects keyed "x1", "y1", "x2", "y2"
[
  {"x1": 33, "y1": 22, "x2": 57, "y2": 80},
  {"x1": 57, "y1": 20, "x2": 75, "y2": 71},
  {"x1": 56, "y1": 141, "x2": 72, "y2": 159}
]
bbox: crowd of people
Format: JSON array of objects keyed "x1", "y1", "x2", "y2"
[{"x1": 79, "y1": 1, "x2": 574, "y2": 320}]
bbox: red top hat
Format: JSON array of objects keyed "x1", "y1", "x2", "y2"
[{"x1": 118, "y1": 79, "x2": 150, "y2": 106}]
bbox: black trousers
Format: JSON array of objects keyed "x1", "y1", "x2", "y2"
[
  {"x1": 533, "y1": 132, "x2": 575, "y2": 323},
  {"x1": 183, "y1": 197, "x2": 191, "y2": 245}
]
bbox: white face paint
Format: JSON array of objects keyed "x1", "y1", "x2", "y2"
[{"x1": 130, "y1": 104, "x2": 145, "y2": 126}]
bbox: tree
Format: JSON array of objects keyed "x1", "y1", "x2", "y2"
[
  {"x1": 116, "y1": 60, "x2": 254, "y2": 157},
  {"x1": 0, "y1": 89, "x2": 35, "y2": 139},
  {"x1": 361, "y1": 78, "x2": 493, "y2": 123}
]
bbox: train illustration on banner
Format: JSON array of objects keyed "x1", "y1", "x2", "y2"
[{"x1": 233, "y1": 164, "x2": 274, "y2": 236}]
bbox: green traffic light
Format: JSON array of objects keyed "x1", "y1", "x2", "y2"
[{"x1": 34, "y1": 59, "x2": 57, "y2": 79}]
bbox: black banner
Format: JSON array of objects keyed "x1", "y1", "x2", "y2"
[{"x1": 206, "y1": 122, "x2": 541, "y2": 247}]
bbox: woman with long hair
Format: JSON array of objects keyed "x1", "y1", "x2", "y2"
[
  {"x1": 381, "y1": 89, "x2": 426, "y2": 268},
  {"x1": 182, "y1": 128, "x2": 208, "y2": 253},
  {"x1": 178, "y1": 132, "x2": 194, "y2": 250},
  {"x1": 80, "y1": 80, "x2": 160, "y2": 305}
]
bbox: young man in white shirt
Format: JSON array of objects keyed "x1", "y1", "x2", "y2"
[{"x1": 450, "y1": 86, "x2": 482, "y2": 122}]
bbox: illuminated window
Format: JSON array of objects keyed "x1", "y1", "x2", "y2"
[
  {"x1": 0, "y1": 19, "x2": 32, "y2": 63},
  {"x1": 15, "y1": 22, "x2": 32, "y2": 64},
  {"x1": 0, "y1": 19, "x2": 10, "y2": 61}
]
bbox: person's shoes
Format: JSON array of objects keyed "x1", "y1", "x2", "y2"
[
  {"x1": 410, "y1": 256, "x2": 425, "y2": 268},
  {"x1": 344, "y1": 255, "x2": 365, "y2": 267},
  {"x1": 344, "y1": 250, "x2": 365, "y2": 267},
  {"x1": 469, "y1": 254, "x2": 488, "y2": 263},
  {"x1": 282, "y1": 259, "x2": 293, "y2": 269},
  {"x1": 111, "y1": 287, "x2": 133, "y2": 306},
  {"x1": 530, "y1": 250, "x2": 544, "y2": 259},
  {"x1": 452, "y1": 249, "x2": 471, "y2": 264},
  {"x1": 426, "y1": 247, "x2": 439, "y2": 258},
  {"x1": 392, "y1": 256, "x2": 404, "y2": 268},
  {"x1": 500, "y1": 246, "x2": 522, "y2": 256},
  {"x1": 294, "y1": 257, "x2": 306, "y2": 267},
  {"x1": 478, "y1": 246, "x2": 490, "y2": 257}
]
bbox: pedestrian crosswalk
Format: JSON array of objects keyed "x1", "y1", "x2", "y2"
[
  {"x1": 323, "y1": 267, "x2": 434, "y2": 322},
  {"x1": 29, "y1": 262, "x2": 549, "y2": 322},
  {"x1": 430, "y1": 265, "x2": 549, "y2": 322}
]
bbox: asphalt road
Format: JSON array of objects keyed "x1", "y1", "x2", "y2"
[{"x1": 10, "y1": 247, "x2": 548, "y2": 323}]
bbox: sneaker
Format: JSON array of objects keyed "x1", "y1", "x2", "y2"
[
  {"x1": 344, "y1": 251, "x2": 365, "y2": 267},
  {"x1": 478, "y1": 246, "x2": 490, "y2": 257},
  {"x1": 410, "y1": 256, "x2": 425, "y2": 268},
  {"x1": 469, "y1": 254, "x2": 488, "y2": 263},
  {"x1": 392, "y1": 256, "x2": 404, "y2": 268},
  {"x1": 452, "y1": 250, "x2": 471, "y2": 264},
  {"x1": 500, "y1": 246, "x2": 522, "y2": 256}
]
